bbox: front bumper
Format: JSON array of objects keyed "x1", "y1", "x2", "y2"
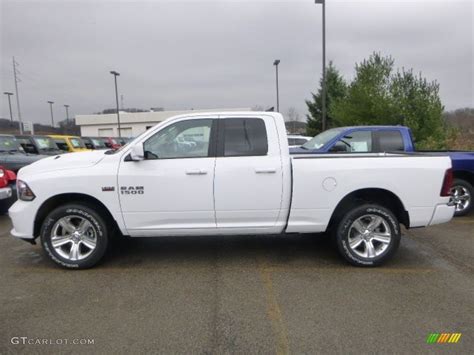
[
  {"x1": 429, "y1": 204, "x2": 455, "y2": 226},
  {"x1": 8, "y1": 199, "x2": 38, "y2": 240}
]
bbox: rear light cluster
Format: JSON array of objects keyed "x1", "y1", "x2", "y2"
[{"x1": 440, "y1": 168, "x2": 453, "y2": 197}]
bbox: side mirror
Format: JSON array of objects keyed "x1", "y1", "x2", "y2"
[{"x1": 130, "y1": 143, "x2": 144, "y2": 161}]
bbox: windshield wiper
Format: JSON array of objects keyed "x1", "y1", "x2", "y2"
[{"x1": 299, "y1": 146, "x2": 309, "y2": 150}]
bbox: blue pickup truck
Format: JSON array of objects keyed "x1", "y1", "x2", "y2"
[{"x1": 291, "y1": 126, "x2": 474, "y2": 216}]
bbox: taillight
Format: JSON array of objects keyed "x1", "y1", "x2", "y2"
[{"x1": 440, "y1": 168, "x2": 453, "y2": 197}]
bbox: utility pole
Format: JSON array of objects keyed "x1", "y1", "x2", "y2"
[
  {"x1": 47, "y1": 101, "x2": 55, "y2": 127},
  {"x1": 273, "y1": 59, "x2": 280, "y2": 112},
  {"x1": 64, "y1": 104, "x2": 70, "y2": 134},
  {"x1": 3, "y1": 92, "x2": 14, "y2": 126},
  {"x1": 12, "y1": 57, "x2": 23, "y2": 134},
  {"x1": 110, "y1": 71, "x2": 122, "y2": 137},
  {"x1": 315, "y1": 0, "x2": 327, "y2": 131}
]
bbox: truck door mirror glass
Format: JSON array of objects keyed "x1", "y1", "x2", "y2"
[{"x1": 130, "y1": 143, "x2": 145, "y2": 161}]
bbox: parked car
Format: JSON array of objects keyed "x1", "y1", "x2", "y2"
[
  {"x1": 16, "y1": 135, "x2": 64, "y2": 155},
  {"x1": 0, "y1": 134, "x2": 49, "y2": 172},
  {"x1": 10, "y1": 112, "x2": 454, "y2": 269},
  {"x1": 287, "y1": 134, "x2": 311, "y2": 148},
  {"x1": 101, "y1": 137, "x2": 122, "y2": 150},
  {"x1": 291, "y1": 125, "x2": 474, "y2": 216},
  {"x1": 0, "y1": 166, "x2": 16, "y2": 214},
  {"x1": 49, "y1": 135, "x2": 91, "y2": 153},
  {"x1": 82, "y1": 137, "x2": 109, "y2": 150}
]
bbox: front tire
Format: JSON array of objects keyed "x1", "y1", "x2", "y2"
[
  {"x1": 335, "y1": 204, "x2": 401, "y2": 267},
  {"x1": 40, "y1": 204, "x2": 109, "y2": 269}
]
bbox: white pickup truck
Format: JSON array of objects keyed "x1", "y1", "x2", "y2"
[{"x1": 9, "y1": 112, "x2": 455, "y2": 269}]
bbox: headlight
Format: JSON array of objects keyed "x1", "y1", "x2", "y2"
[
  {"x1": 0, "y1": 168, "x2": 4, "y2": 178},
  {"x1": 17, "y1": 180, "x2": 36, "y2": 201}
]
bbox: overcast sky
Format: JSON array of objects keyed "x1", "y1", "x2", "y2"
[{"x1": 0, "y1": 0, "x2": 473, "y2": 125}]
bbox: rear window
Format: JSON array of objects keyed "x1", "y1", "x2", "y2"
[
  {"x1": 377, "y1": 131, "x2": 404, "y2": 152},
  {"x1": 223, "y1": 118, "x2": 268, "y2": 156}
]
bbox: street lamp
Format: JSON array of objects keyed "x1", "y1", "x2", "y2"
[
  {"x1": 110, "y1": 70, "x2": 122, "y2": 138},
  {"x1": 3, "y1": 92, "x2": 14, "y2": 125},
  {"x1": 273, "y1": 59, "x2": 280, "y2": 112},
  {"x1": 315, "y1": 0, "x2": 327, "y2": 131},
  {"x1": 47, "y1": 101, "x2": 55, "y2": 127}
]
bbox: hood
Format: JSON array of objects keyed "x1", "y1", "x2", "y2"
[
  {"x1": 19, "y1": 150, "x2": 107, "y2": 178},
  {"x1": 289, "y1": 146, "x2": 323, "y2": 155}
]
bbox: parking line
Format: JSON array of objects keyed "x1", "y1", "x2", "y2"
[{"x1": 258, "y1": 260, "x2": 290, "y2": 355}]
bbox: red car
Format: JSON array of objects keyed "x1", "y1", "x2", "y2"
[
  {"x1": 101, "y1": 137, "x2": 122, "y2": 150},
  {"x1": 0, "y1": 166, "x2": 16, "y2": 214}
]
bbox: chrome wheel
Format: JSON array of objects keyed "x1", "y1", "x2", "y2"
[
  {"x1": 51, "y1": 215, "x2": 97, "y2": 261},
  {"x1": 348, "y1": 214, "x2": 392, "y2": 259},
  {"x1": 450, "y1": 185, "x2": 471, "y2": 213}
]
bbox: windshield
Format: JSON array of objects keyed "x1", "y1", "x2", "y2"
[
  {"x1": 301, "y1": 128, "x2": 345, "y2": 150},
  {"x1": 69, "y1": 137, "x2": 86, "y2": 148},
  {"x1": 33, "y1": 136, "x2": 59, "y2": 150},
  {"x1": 0, "y1": 136, "x2": 21, "y2": 152},
  {"x1": 91, "y1": 138, "x2": 107, "y2": 148}
]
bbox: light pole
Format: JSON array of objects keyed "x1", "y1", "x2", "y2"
[
  {"x1": 273, "y1": 59, "x2": 280, "y2": 112},
  {"x1": 47, "y1": 101, "x2": 55, "y2": 127},
  {"x1": 64, "y1": 104, "x2": 70, "y2": 134},
  {"x1": 315, "y1": 0, "x2": 327, "y2": 131},
  {"x1": 110, "y1": 70, "x2": 122, "y2": 137},
  {"x1": 3, "y1": 92, "x2": 14, "y2": 126}
]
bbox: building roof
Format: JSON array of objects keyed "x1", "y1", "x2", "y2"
[{"x1": 75, "y1": 108, "x2": 251, "y2": 126}]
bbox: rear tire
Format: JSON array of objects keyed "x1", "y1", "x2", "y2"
[
  {"x1": 335, "y1": 204, "x2": 401, "y2": 267},
  {"x1": 451, "y1": 179, "x2": 473, "y2": 217},
  {"x1": 40, "y1": 203, "x2": 109, "y2": 269}
]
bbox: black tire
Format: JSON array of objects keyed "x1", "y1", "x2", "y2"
[
  {"x1": 40, "y1": 203, "x2": 109, "y2": 269},
  {"x1": 451, "y1": 179, "x2": 473, "y2": 217},
  {"x1": 335, "y1": 204, "x2": 401, "y2": 267}
]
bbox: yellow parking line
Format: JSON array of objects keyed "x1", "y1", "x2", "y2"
[{"x1": 258, "y1": 260, "x2": 290, "y2": 355}]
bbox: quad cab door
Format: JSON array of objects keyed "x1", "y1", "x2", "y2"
[
  {"x1": 214, "y1": 115, "x2": 284, "y2": 232},
  {"x1": 118, "y1": 116, "x2": 218, "y2": 236}
]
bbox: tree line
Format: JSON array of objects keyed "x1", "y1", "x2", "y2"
[{"x1": 305, "y1": 52, "x2": 471, "y2": 149}]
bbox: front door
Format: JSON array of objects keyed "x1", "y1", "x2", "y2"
[{"x1": 118, "y1": 117, "x2": 217, "y2": 236}]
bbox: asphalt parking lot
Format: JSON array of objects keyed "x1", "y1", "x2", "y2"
[{"x1": 0, "y1": 214, "x2": 472, "y2": 354}]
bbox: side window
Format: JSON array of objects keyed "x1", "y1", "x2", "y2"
[
  {"x1": 288, "y1": 138, "x2": 296, "y2": 146},
  {"x1": 330, "y1": 131, "x2": 372, "y2": 153},
  {"x1": 144, "y1": 119, "x2": 213, "y2": 159},
  {"x1": 223, "y1": 118, "x2": 268, "y2": 156},
  {"x1": 376, "y1": 130, "x2": 404, "y2": 152}
]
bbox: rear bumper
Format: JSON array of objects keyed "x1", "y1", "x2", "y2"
[{"x1": 429, "y1": 204, "x2": 455, "y2": 226}]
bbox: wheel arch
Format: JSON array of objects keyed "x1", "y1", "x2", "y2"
[
  {"x1": 33, "y1": 193, "x2": 122, "y2": 238},
  {"x1": 453, "y1": 170, "x2": 474, "y2": 186},
  {"x1": 328, "y1": 188, "x2": 410, "y2": 230}
]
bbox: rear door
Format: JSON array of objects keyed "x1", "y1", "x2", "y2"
[{"x1": 213, "y1": 115, "x2": 284, "y2": 231}]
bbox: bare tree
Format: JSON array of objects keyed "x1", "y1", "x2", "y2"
[{"x1": 287, "y1": 107, "x2": 300, "y2": 134}]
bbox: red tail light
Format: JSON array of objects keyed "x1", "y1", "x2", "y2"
[{"x1": 440, "y1": 168, "x2": 453, "y2": 197}]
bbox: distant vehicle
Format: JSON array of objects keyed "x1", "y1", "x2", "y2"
[
  {"x1": 291, "y1": 125, "x2": 474, "y2": 216},
  {"x1": 101, "y1": 137, "x2": 121, "y2": 150},
  {"x1": 117, "y1": 137, "x2": 132, "y2": 146},
  {"x1": 0, "y1": 165, "x2": 16, "y2": 214},
  {"x1": 82, "y1": 137, "x2": 109, "y2": 150},
  {"x1": 16, "y1": 135, "x2": 64, "y2": 155},
  {"x1": 49, "y1": 135, "x2": 91, "y2": 153},
  {"x1": 287, "y1": 135, "x2": 311, "y2": 148},
  {"x1": 0, "y1": 134, "x2": 49, "y2": 172}
]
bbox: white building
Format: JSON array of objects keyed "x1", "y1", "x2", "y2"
[{"x1": 75, "y1": 108, "x2": 250, "y2": 137}]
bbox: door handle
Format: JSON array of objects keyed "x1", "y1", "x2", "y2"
[
  {"x1": 255, "y1": 168, "x2": 276, "y2": 174},
  {"x1": 185, "y1": 169, "x2": 207, "y2": 175}
]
